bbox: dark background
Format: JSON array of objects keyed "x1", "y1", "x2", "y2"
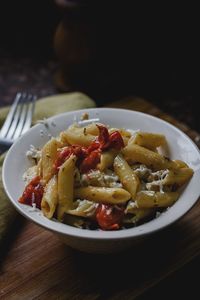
[
  {"x1": 0, "y1": 1, "x2": 196, "y2": 130},
  {"x1": 0, "y1": 1, "x2": 198, "y2": 299}
]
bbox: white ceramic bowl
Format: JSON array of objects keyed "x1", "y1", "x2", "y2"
[{"x1": 3, "y1": 108, "x2": 200, "y2": 253}]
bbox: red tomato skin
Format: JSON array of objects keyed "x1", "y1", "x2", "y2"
[
  {"x1": 53, "y1": 147, "x2": 72, "y2": 172},
  {"x1": 96, "y1": 124, "x2": 110, "y2": 146},
  {"x1": 109, "y1": 131, "x2": 124, "y2": 150},
  {"x1": 96, "y1": 204, "x2": 124, "y2": 230},
  {"x1": 80, "y1": 150, "x2": 101, "y2": 173},
  {"x1": 19, "y1": 176, "x2": 44, "y2": 209}
]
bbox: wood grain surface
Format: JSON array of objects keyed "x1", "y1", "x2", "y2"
[{"x1": 0, "y1": 97, "x2": 200, "y2": 300}]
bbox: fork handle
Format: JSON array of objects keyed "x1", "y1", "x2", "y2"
[{"x1": 0, "y1": 139, "x2": 13, "y2": 153}]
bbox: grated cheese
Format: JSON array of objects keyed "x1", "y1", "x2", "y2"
[
  {"x1": 26, "y1": 145, "x2": 41, "y2": 160},
  {"x1": 146, "y1": 169, "x2": 169, "y2": 193},
  {"x1": 27, "y1": 202, "x2": 37, "y2": 212},
  {"x1": 133, "y1": 164, "x2": 152, "y2": 179},
  {"x1": 79, "y1": 169, "x2": 121, "y2": 188}
]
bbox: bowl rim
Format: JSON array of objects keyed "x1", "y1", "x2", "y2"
[{"x1": 2, "y1": 107, "x2": 200, "y2": 241}]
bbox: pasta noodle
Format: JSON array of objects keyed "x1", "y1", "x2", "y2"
[
  {"x1": 130, "y1": 132, "x2": 166, "y2": 150},
  {"x1": 114, "y1": 155, "x2": 140, "y2": 199},
  {"x1": 74, "y1": 186, "x2": 131, "y2": 204},
  {"x1": 62, "y1": 123, "x2": 96, "y2": 146},
  {"x1": 122, "y1": 144, "x2": 178, "y2": 170},
  {"x1": 57, "y1": 154, "x2": 76, "y2": 221},
  {"x1": 135, "y1": 191, "x2": 179, "y2": 208},
  {"x1": 41, "y1": 175, "x2": 58, "y2": 219},
  {"x1": 41, "y1": 138, "x2": 61, "y2": 183},
  {"x1": 97, "y1": 149, "x2": 118, "y2": 171},
  {"x1": 19, "y1": 118, "x2": 194, "y2": 231}
]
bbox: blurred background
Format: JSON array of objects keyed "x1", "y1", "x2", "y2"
[{"x1": 0, "y1": 0, "x2": 195, "y2": 124}]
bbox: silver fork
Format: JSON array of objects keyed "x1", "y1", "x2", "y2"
[{"x1": 0, "y1": 93, "x2": 36, "y2": 151}]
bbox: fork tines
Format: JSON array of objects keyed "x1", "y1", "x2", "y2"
[{"x1": 0, "y1": 93, "x2": 36, "y2": 143}]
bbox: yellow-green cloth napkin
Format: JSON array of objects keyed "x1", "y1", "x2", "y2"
[{"x1": 0, "y1": 92, "x2": 96, "y2": 242}]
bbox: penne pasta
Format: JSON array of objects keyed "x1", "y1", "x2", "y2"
[
  {"x1": 41, "y1": 138, "x2": 60, "y2": 183},
  {"x1": 67, "y1": 200, "x2": 97, "y2": 218},
  {"x1": 174, "y1": 160, "x2": 189, "y2": 168},
  {"x1": 131, "y1": 132, "x2": 166, "y2": 150},
  {"x1": 41, "y1": 175, "x2": 58, "y2": 219},
  {"x1": 57, "y1": 155, "x2": 76, "y2": 221},
  {"x1": 84, "y1": 123, "x2": 99, "y2": 135},
  {"x1": 97, "y1": 149, "x2": 118, "y2": 171},
  {"x1": 122, "y1": 144, "x2": 178, "y2": 170},
  {"x1": 162, "y1": 168, "x2": 193, "y2": 186},
  {"x1": 74, "y1": 186, "x2": 131, "y2": 204},
  {"x1": 114, "y1": 155, "x2": 140, "y2": 199},
  {"x1": 146, "y1": 168, "x2": 194, "y2": 191},
  {"x1": 37, "y1": 158, "x2": 42, "y2": 178},
  {"x1": 63, "y1": 124, "x2": 96, "y2": 146},
  {"x1": 58, "y1": 131, "x2": 70, "y2": 147},
  {"x1": 135, "y1": 191, "x2": 179, "y2": 208}
]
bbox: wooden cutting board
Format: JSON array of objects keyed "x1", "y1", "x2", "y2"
[{"x1": 0, "y1": 96, "x2": 200, "y2": 300}]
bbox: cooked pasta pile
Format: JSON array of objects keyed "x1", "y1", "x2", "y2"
[{"x1": 19, "y1": 121, "x2": 194, "y2": 230}]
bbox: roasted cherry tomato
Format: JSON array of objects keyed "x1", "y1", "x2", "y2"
[
  {"x1": 19, "y1": 176, "x2": 44, "y2": 209},
  {"x1": 80, "y1": 149, "x2": 101, "y2": 173},
  {"x1": 96, "y1": 124, "x2": 110, "y2": 149},
  {"x1": 96, "y1": 204, "x2": 124, "y2": 230},
  {"x1": 109, "y1": 131, "x2": 124, "y2": 150},
  {"x1": 54, "y1": 145, "x2": 88, "y2": 172},
  {"x1": 54, "y1": 147, "x2": 73, "y2": 171},
  {"x1": 95, "y1": 125, "x2": 124, "y2": 151},
  {"x1": 54, "y1": 125, "x2": 124, "y2": 174}
]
